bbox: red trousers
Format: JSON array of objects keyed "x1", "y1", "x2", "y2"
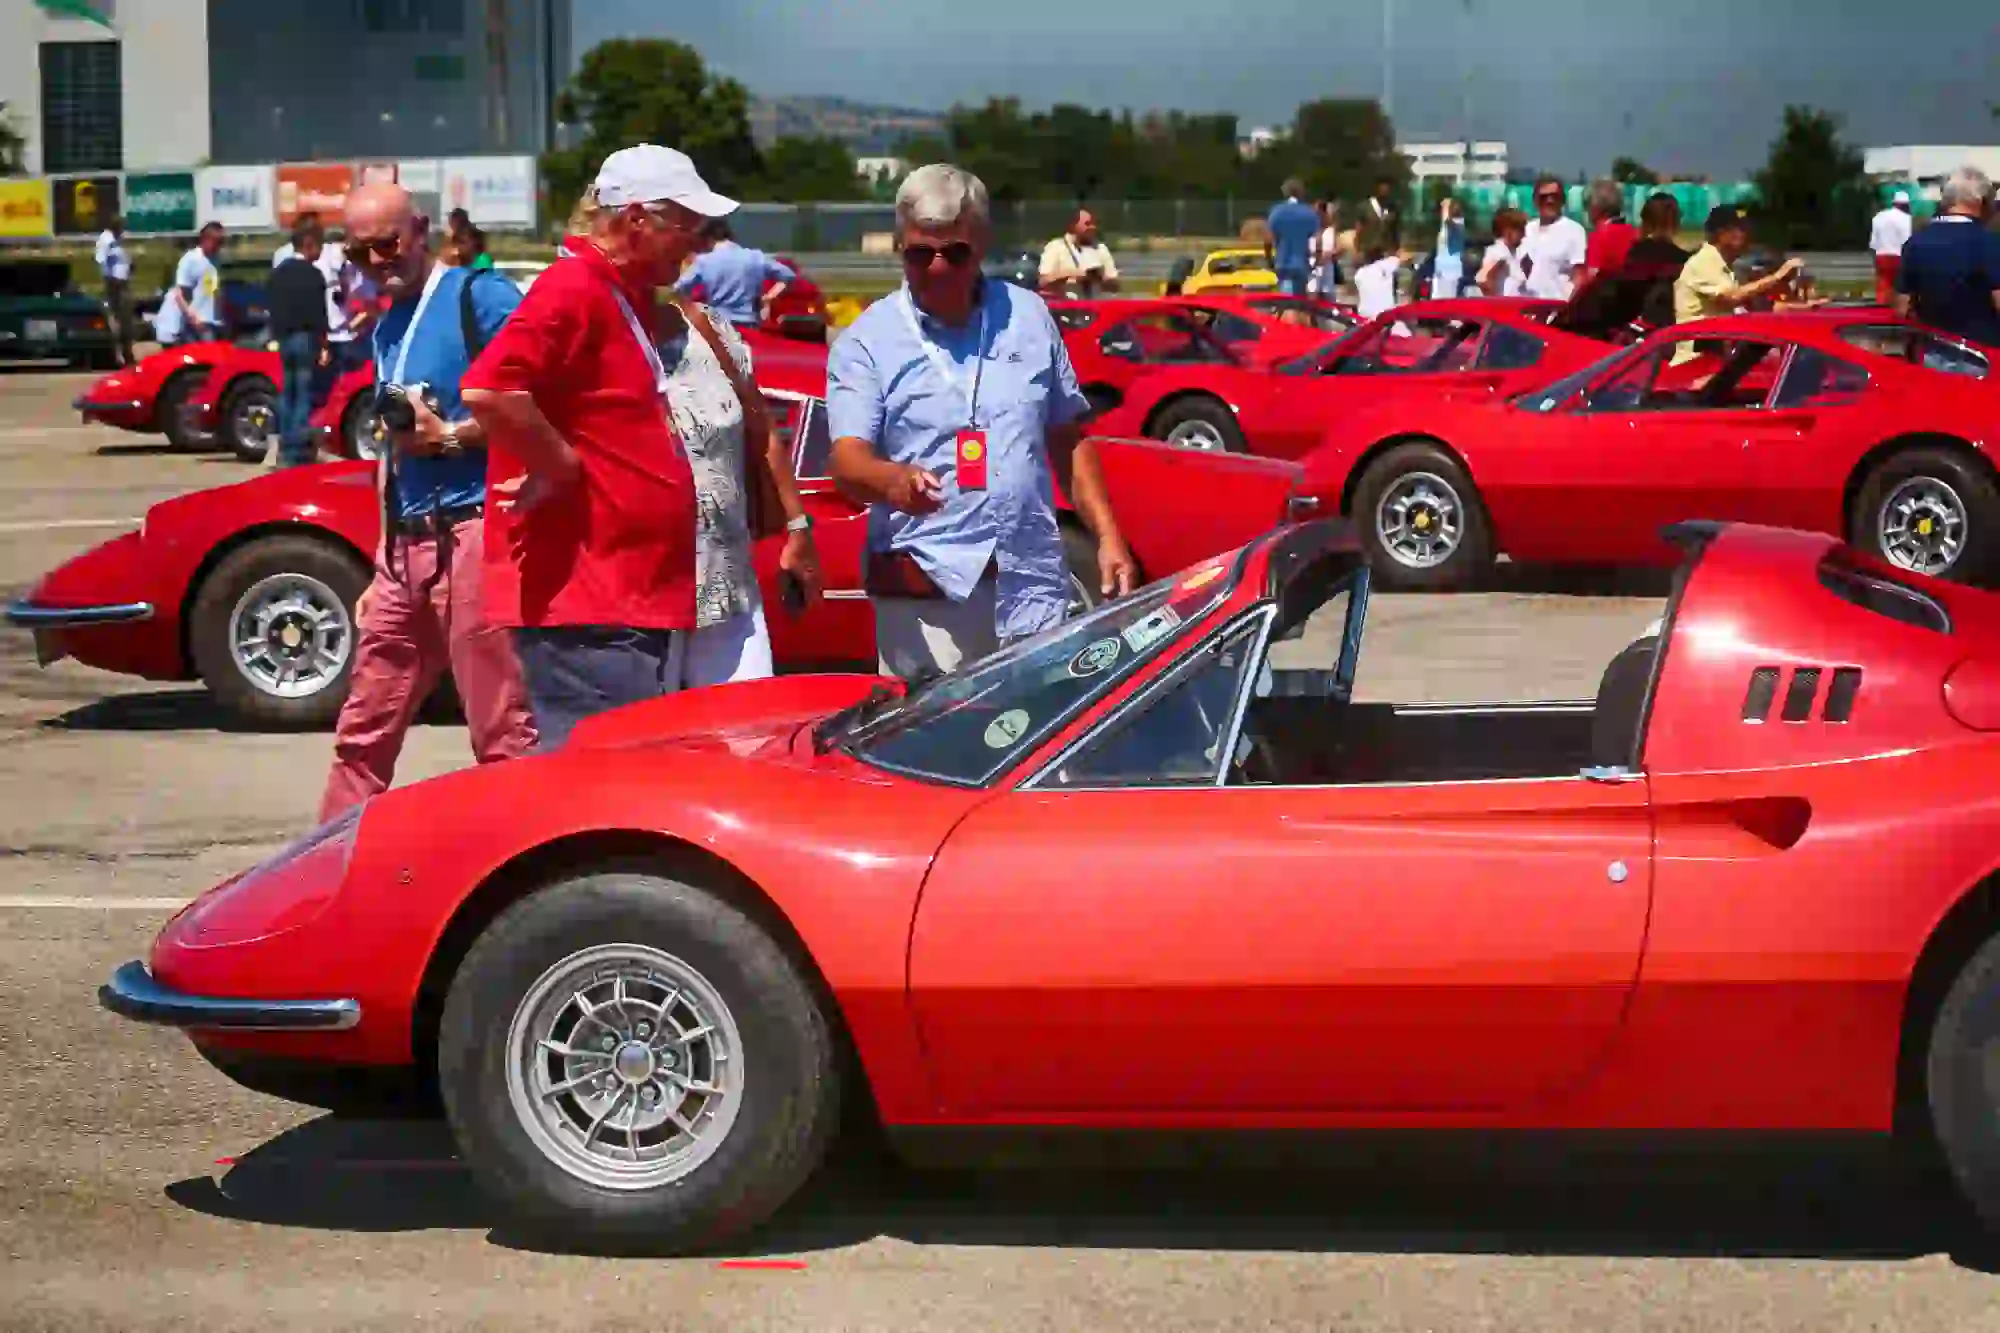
[
  {"x1": 1874, "y1": 254, "x2": 1900, "y2": 307},
  {"x1": 319, "y1": 516, "x2": 536, "y2": 822}
]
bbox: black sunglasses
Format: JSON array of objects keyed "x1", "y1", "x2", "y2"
[
  {"x1": 902, "y1": 241, "x2": 975, "y2": 268},
  {"x1": 1535, "y1": 191, "x2": 1563, "y2": 203}
]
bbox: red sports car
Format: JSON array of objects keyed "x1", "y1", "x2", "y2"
[
  {"x1": 1293, "y1": 309, "x2": 2000, "y2": 589},
  {"x1": 183, "y1": 340, "x2": 284, "y2": 463},
  {"x1": 1050, "y1": 296, "x2": 1344, "y2": 417},
  {"x1": 309, "y1": 363, "x2": 383, "y2": 461},
  {"x1": 1090, "y1": 298, "x2": 1614, "y2": 457},
  {"x1": 11, "y1": 332, "x2": 1305, "y2": 729},
  {"x1": 94, "y1": 516, "x2": 2000, "y2": 1252},
  {"x1": 72, "y1": 339, "x2": 260, "y2": 451},
  {"x1": 679, "y1": 253, "x2": 830, "y2": 343}
]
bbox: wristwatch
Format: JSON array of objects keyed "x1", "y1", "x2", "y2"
[
  {"x1": 439, "y1": 420, "x2": 464, "y2": 457},
  {"x1": 786, "y1": 513, "x2": 814, "y2": 534}
]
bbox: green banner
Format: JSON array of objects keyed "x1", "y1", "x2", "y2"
[{"x1": 124, "y1": 171, "x2": 196, "y2": 234}]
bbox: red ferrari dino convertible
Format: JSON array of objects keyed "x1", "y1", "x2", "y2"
[
  {"x1": 11, "y1": 333, "x2": 1305, "y2": 729},
  {"x1": 1293, "y1": 309, "x2": 1999, "y2": 589},
  {"x1": 95, "y1": 516, "x2": 2000, "y2": 1250}
]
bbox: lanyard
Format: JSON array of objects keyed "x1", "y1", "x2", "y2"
[
  {"x1": 607, "y1": 284, "x2": 670, "y2": 397},
  {"x1": 899, "y1": 288, "x2": 990, "y2": 427},
  {"x1": 379, "y1": 260, "x2": 450, "y2": 385}
]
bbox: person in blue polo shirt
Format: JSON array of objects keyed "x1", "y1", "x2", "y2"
[
  {"x1": 674, "y1": 218, "x2": 794, "y2": 329},
  {"x1": 1265, "y1": 178, "x2": 1319, "y2": 297},
  {"x1": 1895, "y1": 166, "x2": 2000, "y2": 350}
]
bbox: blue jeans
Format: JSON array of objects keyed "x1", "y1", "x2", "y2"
[
  {"x1": 276, "y1": 332, "x2": 320, "y2": 466},
  {"x1": 511, "y1": 626, "x2": 686, "y2": 750},
  {"x1": 1276, "y1": 267, "x2": 1310, "y2": 297}
]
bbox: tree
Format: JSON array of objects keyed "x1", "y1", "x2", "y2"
[
  {"x1": 0, "y1": 102, "x2": 23, "y2": 175},
  {"x1": 1752, "y1": 104, "x2": 1869, "y2": 250},
  {"x1": 759, "y1": 136, "x2": 865, "y2": 202},
  {"x1": 1610, "y1": 155, "x2": 1658, "y2": 186},
  {"x1": 1278, "y1": 98, "x2": 1408, "y2": 211},
  {"x1": 539, "y1": 38, "x2": 762, "y2": 226}
]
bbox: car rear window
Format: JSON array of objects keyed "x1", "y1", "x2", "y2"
[{"x1": 1818, "y1": 555, "x2": 1951, "y2": 633}]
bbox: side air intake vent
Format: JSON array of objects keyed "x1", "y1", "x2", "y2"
[{"x1": 1741, "y1": 665, "x2": 1861, "y2": 723}]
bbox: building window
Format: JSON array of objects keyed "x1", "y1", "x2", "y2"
[
  {"x1": 39, "y1": 40, "x2": 122, "y2": 173},
  {"x1": 358, "y1": 0, "x2": 466, "y2": 33}
]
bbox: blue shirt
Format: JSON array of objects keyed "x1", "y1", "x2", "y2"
[
  {"x1": 1896, "y1": 217, "x2": 2000, "y2": 348},
  {"x1": 1267, "y1": 198, "x2": 1319, "y2": 274},
  {"x1": 674, "y1": 242, "x2": 795, "y2": 327},
  {"x1": 372, "y1": 265, "x2": 522, "y2": 518},
  {"x1": 826, "y1": 278, "x2": 1091, "y2": 640}
]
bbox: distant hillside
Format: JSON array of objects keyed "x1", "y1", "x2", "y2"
[{"x1": 748, "y1": 95, "x2": 946, "y2": 156}]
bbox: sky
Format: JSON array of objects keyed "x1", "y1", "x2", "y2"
[{"x1": 575, "y1": 0, "x2": 1999, "y2": 178}]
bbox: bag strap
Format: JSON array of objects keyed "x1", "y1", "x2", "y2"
[
  {"x1": 679, "y1": 298, "x2": 766, "y2": 429},
  {"x1": 459, "y1": 268, "x2": 489, "y2": 363}
]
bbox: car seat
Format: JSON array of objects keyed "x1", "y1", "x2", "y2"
[{"x1": 1590, "y1": 633, "x2": 1660, "y2": 771}]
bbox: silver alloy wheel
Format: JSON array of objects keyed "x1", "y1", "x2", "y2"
[
  {"x1": 504, "y1": 943, "x2": 745, "y2": 1192},
  {"x1": 234, "y1": 396, "x2": 275, "y2": 452},
  {"x1": 227, "y1": 571, "x2": 354, "y2": 699},
  {"x1": 349, "y1": 406, "x2": 385, "y2": 462},
  {"x1": 1877, "y1": 475, "x2": 1967, "y2": 576},
  {"x1": 1375, "y1": 471, "x2": 1465, "y2": 570},
  {"x1": 1165, "y1": 419, "x2": 1229, "y2": 452}
]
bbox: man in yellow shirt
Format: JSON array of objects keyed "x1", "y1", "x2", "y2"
[
  {"x1": 1671, "y1": 205, "x2": 1802, "y2": 360},
  {"x1": 1038, "y1": 209, "x2": 1121, "y2": 298}
]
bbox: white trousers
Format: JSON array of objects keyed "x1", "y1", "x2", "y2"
[
  {"x1": 683, "y1": 604, "x2": 774, "y2": 688},
  {"x1": 873, "y1": 582, "x2": 1000, "y2": 679}
]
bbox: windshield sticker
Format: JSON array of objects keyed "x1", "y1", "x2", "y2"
[
  {"x1": 983, "y1": 709, "x2": 1031, "y2": 749},
  {"x1": 1068, "y1": 638, "x2": 1122, "y2": 678},
  {"x1": 1121, "y1": 605, "x2": 1183, "y2": 654},
  {"x1": 1178, "y1": 564, "x2": 1225, "y2": 594}
]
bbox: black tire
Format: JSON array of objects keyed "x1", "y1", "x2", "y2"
[
  {"x1": 1851, "y1": 445, "x2": 2000, "y2": 586},
  {"x1": 437, "y1": 871, "x2": 841, "y2": 1256},
  {"x1": 1926, "y1": 930, "x2": 2000, "y2": 1233},
  {"x1": 155, "y1": 369, "x2": 208, "y2": 451},
  {"x1": 221, "y1": 376, "x2": 279, "y2": 464},
  {"x1": 1149, "y1": 395, "x2": 1246, "y2": 454},
  {"x1": 186, "y1": 534, "x2": 369, "y2": 730},
  {"x1": 1351, "y1": 440, "x2": 1495, "y2": 591},
  {"x1": 1062, "y1": 524, "x2": 1107, "y2": 617},
  {"x1": 342, "y1": 395, "x2": 385, "y2": 461}
]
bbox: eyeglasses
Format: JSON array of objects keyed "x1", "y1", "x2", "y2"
[
  {"x1": 350, "y1": 232, "x2": 405, "y2": 260},
  {"x1": 902, "y1": 241, "x2": 975, "y2": 269},
  {"x1": 1535, "y1": 192, "x2": 1562, "y2": 204}
]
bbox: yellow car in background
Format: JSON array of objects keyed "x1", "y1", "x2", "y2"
[{"x1": 1164, "y1": 248, "x2": 1279, "y2": 295}]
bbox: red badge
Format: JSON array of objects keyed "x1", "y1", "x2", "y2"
[{"x1": 955, "y1": 429, "x2": 988, "y2": 491}]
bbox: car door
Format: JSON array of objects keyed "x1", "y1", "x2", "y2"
[
  {"x1": 906, "y1": 611, "x2": 1652, "y2": 1117},
  {"x1": 750, "y1": 393, "x2": 874, "y2": 667}
]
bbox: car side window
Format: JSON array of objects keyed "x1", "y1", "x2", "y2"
[
  {"x1": 1098, "y1": 321, "x2": 1143, "y2": 362},
  {"x1": 1773, "y1": 346, "x2": 1869, "y2": 408},
  {"x1": 1918, "y1": 336, "x2": 1990, "y2": 380},
  {"x1": 1334, "y1": 317, "x2": 1481, "y2": 374},
  {"x1": 1474, "y1": 325, "x2": 1544, "y2": 371},
  {"x1": 790, "y1": 399, "x2": 832, "y2": 480},
  {"x1": 1583, "y1": 340, "x2": 1783, "y2": 412},
  {"x1": 1042, "y1": 622, "x2": 1263, "y2": 789},
  {"x1": 1206, "y1": 311, "x2": 1263, "y2": 344}
]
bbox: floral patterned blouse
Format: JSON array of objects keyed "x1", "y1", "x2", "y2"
[{"x1": 658, "y1": 303, "x2": 760, "y2": 630}]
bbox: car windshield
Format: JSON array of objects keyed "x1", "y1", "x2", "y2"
[
  {"x1": 1511, "y1": 346, "x2": 1631, "y2": 412},
  {"x1": 831, "y1": 563, "x2": 1240, "y2": 786}
]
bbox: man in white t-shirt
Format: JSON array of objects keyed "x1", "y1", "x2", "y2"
[
  {"x1": 152, "y1": 222, "x2": 226, "y2": 346},
  {"x1": 1038, "y1": 209, "x2": 1121, "y2": 298},
  {"x1": 1354, "y1": 249, "x2": 1403, "y2": 319},
  {"x1": 1869, "y1": 190, "x2": 1914, "y2": 305},
  {"x1": 1520, "y1": 177, "x2": 1588, "y2": 300},
  {"x1": 94, "y1": 214, "x2": 137, "y2": 366}
]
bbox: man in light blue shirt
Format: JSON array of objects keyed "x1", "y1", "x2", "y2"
[
  {"x1": 674, "y1": 218, "x2": 794, "y2": 329},
  {"x1": 152, "y1": 222, "x2": 225, "y2": 346},
  {"x1": 827, "y1": 163, "x2": 1137, "y2": 680},
  {"x1": 1265, "y1": 178, "x2": 1319, "y2": 297}
]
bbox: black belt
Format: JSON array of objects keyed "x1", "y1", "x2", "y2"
[{"x1": 390, "y1": 502, "x2": 483, "y2": 538}]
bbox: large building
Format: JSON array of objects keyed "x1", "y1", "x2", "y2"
[
  {"x1": 1863, "y1": 145, "x2": 2000, "y2": 196},
  {"x1": 4, "y1": 0, "x2": 572, "y2": 175}
]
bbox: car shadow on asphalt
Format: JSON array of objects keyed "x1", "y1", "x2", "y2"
[
  {"x1": 42, "y1": 689, "x2": 238, "y2": 733},
  {"x1": 92, "y1": 440, "x2": 182, "y2": 457},
  {"x1": 163, "y1": 1117, "x2": 2000, "y2": 1271}
]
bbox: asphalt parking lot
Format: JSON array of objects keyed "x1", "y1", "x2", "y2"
[{"x1": 3, "y1": 366, "x2": 2000, "y2": 1332}]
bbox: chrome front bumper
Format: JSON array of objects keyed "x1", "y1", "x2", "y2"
[
  {"x1": 99, "y1": 961, "x2": 362, "y2": 1032},
  {"x1": 73, "y1": 396, "x2": 143, "y2": 414},
  {"x1": 5, "y1": 600, "x2": 154, "y2": 628}
]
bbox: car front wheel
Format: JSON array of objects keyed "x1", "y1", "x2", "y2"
[
  {"x1": 1853, "y1": 446, "x2": 2000, "y2": 585},
  {"x1": 1150, "y1": 396, "x2": 1246, "y2": 453},
  {"x1": 186, "y1": 534, "x2": 368, "y2": 729},
  {"x1": 437, "y1": 870, "x2": 841, "y2": 1255},
  {"x1": 1352, "y1": 440, "x2": 1495, "y2": 591},
  {"x1": 222, "y1": 377, "x2": 279, "y2": 464},
  {"x1": 1926, "y1": 930, "x2": 2000, "y2": 1234}
]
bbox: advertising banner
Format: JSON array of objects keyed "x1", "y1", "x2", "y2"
[
  {"x1": 197, "y1": 165, "x2": 276, "y2": 230},
  {"x1": 358, "y1": 161, "x2": 399, "y2": 185},
  {"x1": 442, "y1": 156, "x2": 536, "y2": 228},
  {"x1": 125, "y1": 171, "x2": 197, "y2": 234},
  {"x1": 0, "y1": 180, "x2": 53, "y2": 238},
  {"x1": 276, "y1": 163, "x2": 355, "y2": 228},
  {"x1": 51, "y1": 175, "x2": 121, "y2": 236},
  {"x1": 396, "y1": 160, "x2": 443, "y2": 223}
]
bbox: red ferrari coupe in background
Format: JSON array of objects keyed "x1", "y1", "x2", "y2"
[
  {"x1": 1050, "y1": 295, "x2": 1347, "y2": 416},
  {"x1": 11, "y1": 331, "x2": 1306, "y2": 729},
  {"x1": 96, "y1": 516, "x2": 2000, "y2": 1252},
  {"x1": 183, "y1": 341, "x2": 283, "y2": 463},
  {"x1": 1090, "y1": 298, "x2": 1613, "y2": 456},
  {"x1": 1294, "y1": 309, "x2": 1999, "y2": 588},
  {"x1": 72, "y1": 339, "x2": 264, "y2": 451}
]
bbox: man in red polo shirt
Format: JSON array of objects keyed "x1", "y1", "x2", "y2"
[{"x1": 461, "y1": 144, "x2": 734, "y2": 748}]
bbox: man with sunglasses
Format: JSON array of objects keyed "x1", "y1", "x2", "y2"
[
  {"x1": 1520, "y1": 176, "x2": 1589, "y2": 301},
  {"x1": 826, "y1": 163, "x2": 1138, "y2": 682},
  {"x1": 317, "y1": 181, "x2": 536, "y2": 820}
]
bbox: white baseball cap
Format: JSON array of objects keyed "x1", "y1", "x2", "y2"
[
  {"x1": 591, "y1": 144, "x2": 738, "y2": 217},
  {"x1": 1893, "y1": 189, "x2": 1911, "y2": 204}
]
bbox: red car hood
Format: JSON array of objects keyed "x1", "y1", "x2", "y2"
[{"x1": 563, "y1": 672, "x2": 896, "y2": 757}]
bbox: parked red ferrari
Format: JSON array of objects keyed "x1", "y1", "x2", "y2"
[
  {"x1": 183, "y1": 340, "x2": 283, "y2": 463},
  {"x1": 1090, "y1": 298, "x2": 1613, "y2": 456},
  {"x1": 309, "y1": 363, "x2": 383, "y2": 461},
  {"x1": 11, "y1": 332, "x2": 1306, "y2": 729},
  {"x1": 94, "y1": 516, "x2": 2000, "y2": 1251},
  {"x1": 1050, "y1": 296, "x2": 1343, "y2": 416},
  {"x1": 72, "y1": 339, "x2": 258, "y2": 451},
  {"x1": 1294, "y1": 309, "x2": 2000, "y2": 588}
]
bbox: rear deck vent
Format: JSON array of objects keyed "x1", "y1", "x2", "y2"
[
  {"x1": 1742, "y1": 667, "x2": 1780, "y2": 721},
  {"x1": 1782, "y1": 668, "x2": 1823, "y2": 722},
  {"x1": 1823, "y1": 667, "x2": 1863, "y2": 722}
]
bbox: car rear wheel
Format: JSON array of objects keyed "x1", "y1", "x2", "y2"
[
  {"x1": 1925, "y1": 930, "x2": 2000, "y2": 1234},
  {"x1": 1852, "y1": 446, "x2": 2000, "y2": 585},
  {"x1": 156, "y1": 370, "x2": 210, "y2": 451},
  {"x1": 437, "y1": 870, "x2": 841, "y2": 1255},
  {"x1": 1352, "y1": 441, "x2": 1495, "y2": 591},
  {"x1": 1150, "y1": 396, "x2": 1245, "y2": 453},
  {"x1": 343, "y1": 395, "x2": 385, "y2": 461},
  {"x1": 222, "y1": 376, "x2": 279, "y2": 464},
  {"x1": 187, "y1": 534, "x2": 368, "y2": 729}
]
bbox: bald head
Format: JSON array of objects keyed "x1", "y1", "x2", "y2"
[{"x1": 344, "y1": 182, "x2": 429, "y2": 299}]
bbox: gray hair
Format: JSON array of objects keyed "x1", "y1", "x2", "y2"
[
  {"x1": 895, "y1": 164, "x2": 990, "y2": 235},
  {"x1": 1941, "y1": 166, "x2": 1994, "y2": 212},
  {"x1": 1588, "y1": 178, "x2": 1624, "y2": 219}
]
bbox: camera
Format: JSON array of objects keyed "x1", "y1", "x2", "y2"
[{"x1": 374, "y1": 380, "x2": 439, "y2": 434}]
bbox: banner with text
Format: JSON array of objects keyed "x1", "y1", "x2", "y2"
[
  {"x1": 395, "y1": 160, "x2": 443, "y2": 223},
  {"x1": 50, "y1": 175, "x2": 121, "y2": 236},
  {"x1": 442, "y1": 156, "x2": 536, "y2": 228},
  {"x1": 277, "y1": 163, "x2": 354, "y2": 228},
  {"x1": 0, "y1": 180, "x2": 54, "y2": 239},
  {"x1": 125, "y1": 172, "x2": 197, "y2": 234},
  {"x1": 197, "y1": 165, "x2": 277, "y2": 230}
]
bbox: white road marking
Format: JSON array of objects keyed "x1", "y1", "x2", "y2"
[
  {"x1": 0, "y1": 895, "x2": 191, "y2": 911},
  {"x1": 0, "y1": 517, "x2": 141, "y2": 533}
]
